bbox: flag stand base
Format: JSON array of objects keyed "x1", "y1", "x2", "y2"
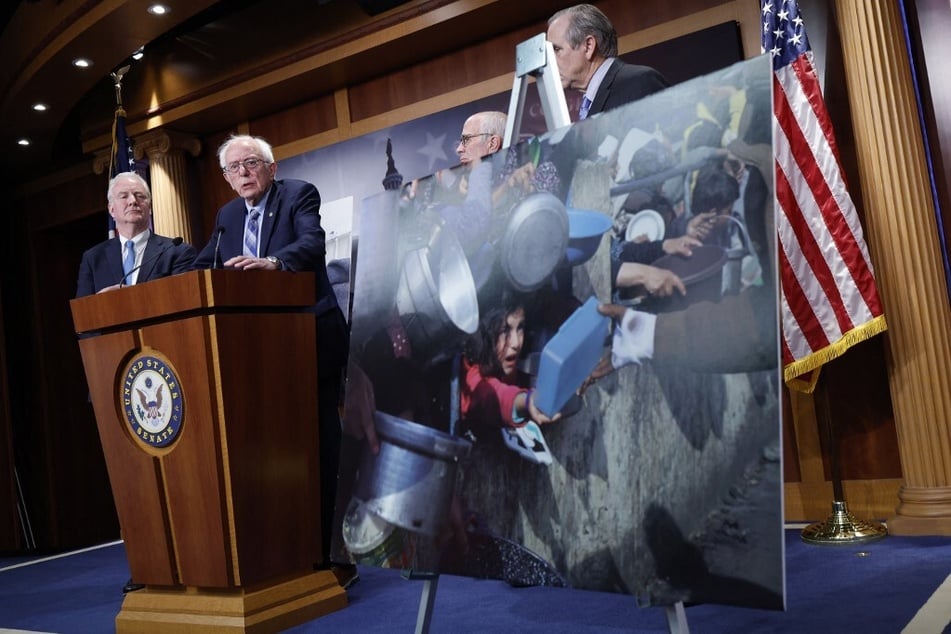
[{"x1": 801, "y1": 500, "x2": 888, "y2": 545}]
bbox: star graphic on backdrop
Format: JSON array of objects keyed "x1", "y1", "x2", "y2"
[{"x1": 417, "y1": 132, "x2": 449, "y2": 173}]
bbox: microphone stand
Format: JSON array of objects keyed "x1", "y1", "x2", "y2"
[
  {"x1": 212, "y1": 227, "x2": 225, "y2": 269},
  {"x1": 119, "y1": 237, "x2": 184, "y2": 288}
]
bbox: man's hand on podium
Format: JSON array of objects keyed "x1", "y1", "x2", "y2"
[{"x1": 222, "y1": 254, "x2": 282, "y2": 270}]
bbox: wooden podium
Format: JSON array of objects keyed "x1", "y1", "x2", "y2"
[{"x1": 70, "y1": 269, "x2": 347, "y2": 633}]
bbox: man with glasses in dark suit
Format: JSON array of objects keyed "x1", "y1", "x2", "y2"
[{"x1": 193, "y1": 134, "x2": 356, "y2": 589}]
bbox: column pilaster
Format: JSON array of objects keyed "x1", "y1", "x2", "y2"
[
  {"x1": 135, "y1": 129, "x2": 201, "y2": 243},
  {"x1": 833, "y1": 0, "x2": 951, "y2": 533}
]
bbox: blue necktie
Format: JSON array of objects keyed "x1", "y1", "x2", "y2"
[
  {"x1": 244, "y1": 209, "x2": 260, "y2": 256},
  {"x1": 579, "y1": 95, "x2": 593, "y2": 120},
  {"x1": 122, "y1": 240, "x2": 136, "y2": 284}
]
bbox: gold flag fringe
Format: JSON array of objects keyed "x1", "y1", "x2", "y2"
[{"x1": 783, "y1": 314, "x2": 888, "y2": 393}]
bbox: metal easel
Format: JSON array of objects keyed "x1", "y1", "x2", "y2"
[{"x1": 406, "y1": 32, "x2": 688, "y2": 634}]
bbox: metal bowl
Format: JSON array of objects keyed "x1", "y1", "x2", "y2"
[
  {"x1": 498, "y1": 192, "x2": 569, "y2": 291},
  {"x1": 395, "y1": 227, "x2": 479, "y2": 361},
  {"x1": 640, "y1": 245, "x2": 727, "y2": 313}
]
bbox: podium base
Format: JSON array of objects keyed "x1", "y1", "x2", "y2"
[{"x1": 116, "y1": 570, "x2": 347, "y2": 633}]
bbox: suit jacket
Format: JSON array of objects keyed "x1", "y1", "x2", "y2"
[
  {"x1": 193, "y1": 178, "x2": 347, "y2": 377},
  {"x1": 76, "y1": 232, "x2": 196, "y2": 297},
  {"x1": 589, "y1": 58, "x2": 670, "y2": 117}
]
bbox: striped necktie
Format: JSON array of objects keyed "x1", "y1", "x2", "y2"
[
  {"x1": 244, "y1": 208, "x2": 260, "y2": 256},
  {"x1": 579, "y1": 95, "x2": 593, "y2": 120}
]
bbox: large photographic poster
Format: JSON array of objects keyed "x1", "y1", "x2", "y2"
[
  {"x1": 276, "y1": 22, "x2": 745, "y2": 241},
  {"x1": 336, "y1": 55, "x2": 784, "y2": 610}
]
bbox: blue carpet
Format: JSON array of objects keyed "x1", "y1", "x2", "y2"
[{"x1": 1, "y1": 531, "x2": 949, "y2": 632}]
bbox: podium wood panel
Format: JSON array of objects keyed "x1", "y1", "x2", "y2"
[
  {"x1": 80, "y1": 328, "x2": 178, "y2": 585},
  {"x1": 210, "y1": 311, "x2": 321, "y2": 586},
  {"x1": 71, "y1": 269, "x2": 317, "y2": 335},
  {"x1": 71, "y1": 270, "x2": 344, "y2": 630},
  {"x1": 144, "y1": 314, "x2": 232, "y2": 587}
]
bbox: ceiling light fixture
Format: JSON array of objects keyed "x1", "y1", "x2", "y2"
[
  {"x1": 72, "y1": 58, "x2": 92, "y2": 68},
  {"x1": 147, "y1": 4, "x2": 170, "y2": 15},
  {"x1": 17, "y1": 139, "x2": 30, "y2": 146},
  {"x1": 131, "y1": 46, "x2": 145, "y2": 61},
  {"x1": 32, "y1": 103, "x2": 48, "y2": 112}
]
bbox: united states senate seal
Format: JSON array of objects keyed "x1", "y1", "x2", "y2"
[{"x1": 120, "y1": 352, "x2": 185, "y2": 449}]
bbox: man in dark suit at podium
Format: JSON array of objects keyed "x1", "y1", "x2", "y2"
[
  {"x1": 547, "y1": 3, "x2": 669, "y2": 120},
  {"x1": 76, "y1": 171, "x2": 196, "y2": 594},
  {"x1": 76, "y1": 172, "x2": 196, "y2": 297},
  {"x1": 192, "y1": 134, "x2": 354, "y2": 588}
]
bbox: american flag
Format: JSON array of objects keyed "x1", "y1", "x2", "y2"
[
  {"x1": 107, "y1": 105, "x2": 135, "y2": 238},
  {"x1": 763, "y1": 0, "x2": 886, "y2": 390}
]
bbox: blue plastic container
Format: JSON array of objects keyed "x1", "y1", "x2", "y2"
[
  {"x1": 565, "y1": 208, "x2": 613, "y2": 266},
  {"x1": 534, "y1": 296, "x2": 610, "y2": 417}
]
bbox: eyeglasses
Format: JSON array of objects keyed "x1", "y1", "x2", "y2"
[
  {"x1": 457, "y1": 133, "x2": 492, "y2": 147},
  {"x1": 222, "y1": 157, "x2": 270, "y2": 174}
]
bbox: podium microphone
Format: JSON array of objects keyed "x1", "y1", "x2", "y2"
[
  {"x1": 119, "y1": 237, "x2": 184, "y2": 288},
  {"x1": 212, "y1": 226, "x2": 225, "y2": 269}
]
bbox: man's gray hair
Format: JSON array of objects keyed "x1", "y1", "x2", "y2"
[
  {"x1": 477, "y1": 111, "x2": 508, "y2": 138},
  {"x1": 217, "y1": 134, "x2": 276, "y2": 169},
  {"x1": 107, "y1": 172, "x2": 151, "y2": 201},
  {"x1": 549, "y1": 4, "x2": 618, "y2": 59}
]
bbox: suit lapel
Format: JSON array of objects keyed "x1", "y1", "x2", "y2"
[
  {"x1": 259, "y1": 181, "x2": 281, "y2": 256},
  {"x1": 223, "y1": 201, "x2": 244, "y2": 258},
  {"x1": 138, "y1": 234, "x2": 161, "y2": 282},
  {"x1": 590, "y1": 59, "x2": 621, "y2": 116},
  {"x1": 107, "y1": 237, "x2": 125, "y2": 282}
]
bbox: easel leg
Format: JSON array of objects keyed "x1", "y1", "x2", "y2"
[
  {"x1": 664, "y1": 601, "x2": 690, "y2": 634},
  {"x1": 402, "y1": 570, "x2": 440, "y2": 634}
]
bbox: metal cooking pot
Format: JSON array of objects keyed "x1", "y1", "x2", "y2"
[
  {"x1": 721, "y1": 215, "x2": 753, "y2": 295},
  {"x1": 640, "y1": 244, "x2": 727, "y2": 313},
  {"x1": 349, "y1": 190, "x2": 402, "y2": 346},
  {"x1": 395, "y1": 226, "x2": 479, "y2": 362},
  {"x1": 498, "y1": 192, "x2": 570, "y2": 291},
  {"x1": 355, "y1": 411, "x2": 472, "y2": 536}
]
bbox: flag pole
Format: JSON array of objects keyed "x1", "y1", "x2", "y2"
[
  {"x1": 762, "y1": 0, "x2": 888, "y2": 543},
  {"x1": 107, "y1": 65, "x2": 134, "y2": 239},
  {"x1": 108, "y1": 65, "x2": 131, "y2": 179},
  {"x1": 800, "y1": 374, "x2": 887, "y2": 545}
]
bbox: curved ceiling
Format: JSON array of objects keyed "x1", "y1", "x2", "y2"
[
  {"x1": 0, "y1": 0, "x2": 557, "y2": 185},
  {"x1": 0, "y1": 0, "x2": 234, "y2": 183}
]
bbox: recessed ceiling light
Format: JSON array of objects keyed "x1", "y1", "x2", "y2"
[
  {"x1": 147, "y1": 4, "x2": 170, "y2": 15},
  {"x1": 72, "y1": 58, "x2": 92, "y2": 68},
  {"x1": 32, "y1": 103, "x2": 48, "y2": 112},
  {"x1": 17, "y1": 139, "x2": 30, "y2": 146}
]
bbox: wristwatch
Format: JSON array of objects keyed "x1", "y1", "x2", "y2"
[{"x1": 265, "y1": 255, "x2": 282, "y2": 270}]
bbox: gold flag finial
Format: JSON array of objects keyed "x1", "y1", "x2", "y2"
[{"x1": 111, "y1": 65, "x2": 130, "y2": 107}]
